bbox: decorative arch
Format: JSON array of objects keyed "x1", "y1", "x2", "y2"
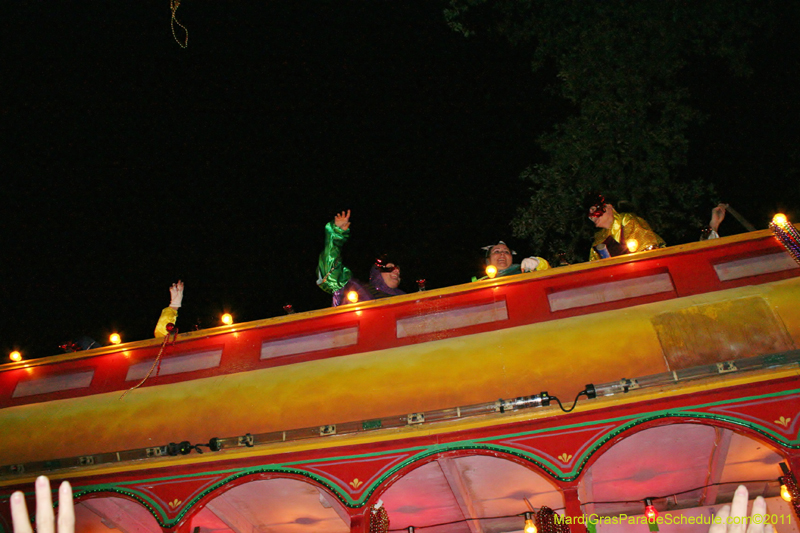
[
  {"x1": 577, "y1": 420, "x2": 788, "y2": 521},
  {"x1": 292, "y1": 440, "x2": 572, "y2": 509},
  {"x1": 366, "y1": 447, "x2": 562, "y2": 507},
  {"x1": 186, "y1": 476, "x2": 352, "y2": 533},
  {"x1": 471, "y1": 392, "x2": 800, "y2": 483},
  {"x1": 71, "y1": 469, "x2": 353, "y2": 529},
  {"x1": 172, "y1": 470, "x2": 352, "y2": 528},
  {"x1": 573, "y1": 412, "x2": 793, "y2": 479},
  {"x1": 363, "y1": 448, "x2": 565, "y2": 533},
  {"x1": 72, "y1": 492, "x2": 162, "y2": 533}
]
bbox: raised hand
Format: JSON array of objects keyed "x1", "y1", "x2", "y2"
[
  {"x1": 10, "y1": 476, "x2": 74, "y2": 533},
  {"x1": 709, "y1": 485, "x2": 773, "y2": 533},
  {"x1": 169, "y1": 280, "x2": 184, "y2": 309},
  {"x1": 710, "y1": 204, "x2": 728, "y2": 233},
  {"x1": 334, "y1": 210, "x2": 351, "y2": 231}
]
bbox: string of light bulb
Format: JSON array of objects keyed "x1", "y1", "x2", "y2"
[{"x1": 384, "y1": 478, "x2": 789, "y2": 532}]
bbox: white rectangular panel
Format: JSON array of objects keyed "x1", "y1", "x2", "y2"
[
  {"x1": 396, "y1": 301, "x2": 508, "y2": 338},
  {"x1": 261, "y1": 327, "x2": 359, "y2": 360},
  {"x1": 126, "y1": 349, "x2": 223, "y2": 381},
  {"x1": 548, "y1": 273, "x2": 674, "y2": 312},
  {"x1": 13, "y1": 370, "x2": 94, "y2": 398},
  {"x1": 714, "y1": 252, "x2": 799, "y2": 281}
]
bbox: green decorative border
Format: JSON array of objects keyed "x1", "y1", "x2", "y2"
[{"x1": 71, "y1": 388, "x2": 800, "y2": 527}]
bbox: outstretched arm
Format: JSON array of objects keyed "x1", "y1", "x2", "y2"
[
  {"x1": 317, "y1": 211, "x2": 353, "y2": 294},
  {"x1": 700, "y1": 203, "x2": 728, "y2": 240},
  {"x1": 155, "y1": 281, "x2": 183, "y2": 337},
  {"x1": 710, "y1": 204, "x2": 727, "y2": 234}
]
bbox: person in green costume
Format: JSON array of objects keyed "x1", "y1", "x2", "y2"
[{"x1": 316, "y1": 210, "x2": 404, "y2": 306}]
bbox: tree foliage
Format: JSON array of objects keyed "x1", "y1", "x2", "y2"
[{"x1": 446, "y1": 0, "x2": 767, "y2": 262}]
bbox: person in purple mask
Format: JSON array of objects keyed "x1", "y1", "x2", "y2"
[{"x1": 316, "y1": 210, "x2": 405, "y2": 306}]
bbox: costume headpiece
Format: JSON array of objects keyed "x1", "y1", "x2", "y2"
[
  {"x1": 481, "y1": 241, "x2": 517, "y2": 258},
  {"x1": 374, "y1": 254, "x2": 399, "y2": 273},
  {"x1": 583, "y1": 192, "x2": 607, "y2": 213}
]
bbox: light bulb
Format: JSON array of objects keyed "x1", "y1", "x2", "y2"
[
  {"x1": 626, "y1": 238, "x2": 639, "y2": 253},
  {"x1": 773, "y1": 213, "x2": 788, "y2": 225},
  {"x1": 9, "y1": 351, "x2": 22, "y2": 362},
  {"x1": 346, "y1": 290, "x2": 359, "y2": 303},
  {"x1": 644, "y1": 498, "x2": 658, "y2": 522},
  {"x1": 485, "y1": 265, "x2": 498, "y2": 279},
  {"x1": 109, "y1": 333, "x2": 122, "y2": 345},
  {"x1": 781, "y1": 483, "x2": 792, "y2": 502},
  {"x1": 524, "y1": 512, "x2": 537, "y2": 533},
  {"x1": 221, "y1": 313, "x2": 233, "y2": 325}
]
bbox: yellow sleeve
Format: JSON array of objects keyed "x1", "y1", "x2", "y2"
[
  {"x1": 154, "y1": 307, "x2": 178, "y2": 338},
  {"x1": 589, "y1": 228, "x2": 611, "y2": 261},
  {"x1": 535, "y1": 257, "x2": 550, "y2": 271},
  {"x1": 622, "y1": 214, "x2": 666, "y2": 252}
]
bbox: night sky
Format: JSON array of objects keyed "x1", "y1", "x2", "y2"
[{"x1": 2, "y1": 1, "x2": 799, "y2": 360}]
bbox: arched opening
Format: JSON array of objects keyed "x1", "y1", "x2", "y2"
[
  {"x1": 580, "y1": 423, "x2": 795, "y2": 532},
  {"x1": 377, "y1": 452, "x2": 561, "y2": 533},
  {"x1": 188, "y1": 477, "x2": 350, "y2": 533},
  {"x1": 75, "y1": 496, "x2": 162, "y2": 533}
]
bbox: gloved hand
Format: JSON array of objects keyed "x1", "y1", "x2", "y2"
[
  {"x1": 521, "y1": 257, "x2": 540, "y2": 272},
  {"x1": 169, "y1": 280, "x2": 184, "y2": 308}
]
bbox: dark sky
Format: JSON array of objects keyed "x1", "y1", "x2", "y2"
[{"x1": 2, "y1": 1, "x2": 799, "y2": 359}]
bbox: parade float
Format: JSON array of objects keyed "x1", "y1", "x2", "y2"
[{"x1": 1, "y1": 219, "x2": 800, "y2": 533}]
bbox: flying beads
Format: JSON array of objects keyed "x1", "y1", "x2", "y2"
[{"x1": 770, "y1": 214, "x2": 800, "y2": 266}]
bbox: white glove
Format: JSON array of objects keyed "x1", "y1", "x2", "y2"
[
  {"x1": 169, "y1": 281, "x2": 184, "y2": 308},
  {"x1": 521, "y1": 257, "x2": 540, "y2": 272}
]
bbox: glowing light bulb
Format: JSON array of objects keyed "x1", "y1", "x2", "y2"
[
  {"x1": 485, "y1": 265, "x2": 498, "y2": 279},
  {"x1": 9, "y1": 351, "x2": 22, "y2": 362},
  {"x1": 626, "y1": 238, "x2": 639, "y2": 253},
  {"x1": 221, "y1": 313, "x2": 233, "y2": 325},
  {"x1": 524, "y1": 513, "x2": 537, "y2": 533},
  {"x1": 109, "y1": 333, "x2": 121, "y2": 345},
  {"x1": 781, "y1": 483, "x2": 792, "y2": 502},
  {"x1": 644, "y1": 499, "x2": 658, "y2": 522},
  {"x1": 773, "y1": 213, "x2": 788, "y2": 225},
  {"x1": 346, "y1": 290, "x2": 359, "y2": 303}
]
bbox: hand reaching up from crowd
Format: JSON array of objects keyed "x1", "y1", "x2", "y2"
[
  {"x1": 709, "y1": 485, "x2": 773, "y2": 533},
  {"x1": 10, "y1": 476, "x2": 74, "y2": 533}
]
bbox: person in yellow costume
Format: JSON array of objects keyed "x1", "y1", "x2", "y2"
[
  {"x1": 154, "y1": 280, "x2": 183, "y2": 337},
  {"x1": 585, "y1": 193, "x2": 665, "y2": 261}
]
